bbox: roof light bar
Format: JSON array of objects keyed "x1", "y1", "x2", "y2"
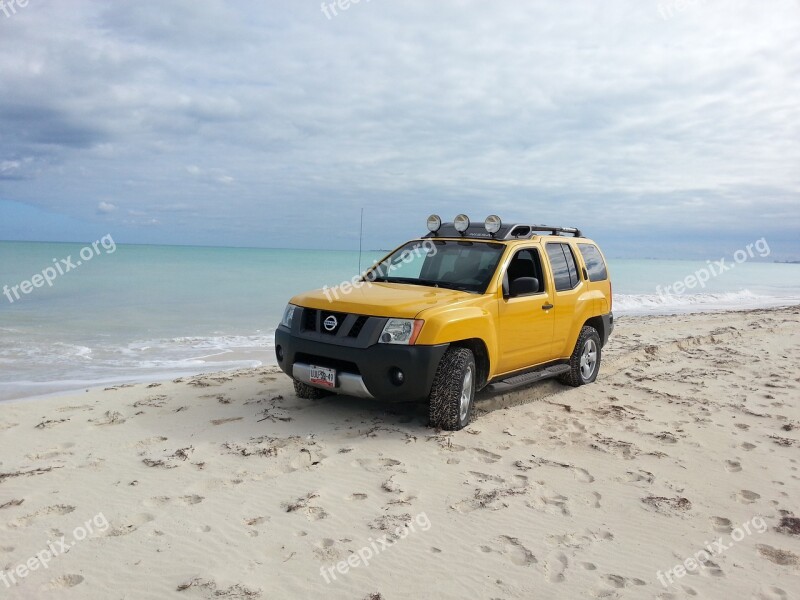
[
  {"x1": 453, "y1": 214, "x2": 470, "y2": 233},
  {"x1": 426, "y1": 214, "x2": 442, "y2": 233},
  {"x1": 484, "y1": 215, "x2": 502, "y2": 235}
]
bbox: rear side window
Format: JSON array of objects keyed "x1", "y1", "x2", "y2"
[
  {"x1": 546, "y1": 243, "x2": 580, "y2": 291},
  {"x1": 578, "y1": 243, "x2": 608, "y2": 282}
]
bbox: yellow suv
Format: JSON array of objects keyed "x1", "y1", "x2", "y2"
[{"x1": 275, "y1": 214, "x2": 613, "y2": 430}]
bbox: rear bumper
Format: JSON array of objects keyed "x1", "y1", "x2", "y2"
[
  {"x1": 601, "y1": 312, "x2": 614, "y2": 346},
  {"x1": 275, "y1": 326, "x2": 448, "y2": 402}
]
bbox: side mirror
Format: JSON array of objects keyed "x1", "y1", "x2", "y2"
[{"x1": 509, "y1": 277, "x2": 539, "y2": 297}]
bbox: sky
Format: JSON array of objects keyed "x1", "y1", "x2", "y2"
[{"x1": 0, "y1": 0, "x2": 798, "y2": 259}]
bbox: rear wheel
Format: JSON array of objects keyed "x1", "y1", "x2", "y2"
[
  {"x1": 293, "y1": 379, "x2": 331, "y2": 400},
  {"x1": 559, "y1": 326, "x2": 602, "y2": 387},
  {"x1": 428, "y1": 347, "x2": 476, "y2": 431}
]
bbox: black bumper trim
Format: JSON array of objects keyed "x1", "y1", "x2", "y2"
[
  {"x1": 601, "y1": 312, "x2": 614, "y2": 346},
  {"x1": 275, "y1": 327, "x2": 448, "y2": 402}
]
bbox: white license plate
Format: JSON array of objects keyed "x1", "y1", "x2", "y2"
[{"x1": 309, "y1": 365, "x2": 336, "y2": 388}]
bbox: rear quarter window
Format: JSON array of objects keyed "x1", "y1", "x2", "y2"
[
  {"x1": 546, "y1": 243, "x2": 580, "y2": 291},
  {"x1": 578, "y1": 243, "x2": 608, "y2": 282}
]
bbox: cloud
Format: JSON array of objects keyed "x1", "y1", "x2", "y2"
[
  {"x1": 0, "y1": 0, "x2": 797, "y2": 255},
  {"x1": 97, "y1": 201, "x2": 117, "y2": 214}
]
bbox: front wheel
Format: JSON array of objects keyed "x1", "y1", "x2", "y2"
[
  {"x1": 559, "y1": 326, "x2": 602, "y2": 387},
  {"x1": 428, "y1": 347, "x2": 476, "y2": 431}
]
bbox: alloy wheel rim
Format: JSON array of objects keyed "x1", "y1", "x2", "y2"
[
  {"x1": 459, "y1": 365, "x2": 474, "y2": 421},
  {"x1": 580, "y1": 339, "x2": 597, "y2": 380}
]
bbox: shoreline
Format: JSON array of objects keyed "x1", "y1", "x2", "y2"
[{"x1": 3, "y1": 303, "x2": 799, "y2": 406}]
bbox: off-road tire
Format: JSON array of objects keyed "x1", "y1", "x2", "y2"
[
  {"x1": 559, "y1": 326, "x2": 602, "y2": 387},
  {"x1": 293, "y1": 379, "x2": 330, "y2": 400},
  {"x1": 428, "y1": 347, "x2": 476, "y2": 431}
]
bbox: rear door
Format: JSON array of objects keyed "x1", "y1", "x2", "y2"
[
  {"x1": 545, "y1": 242, "x2": 586, "y2": 357},
  {"x1": 496, "y1": 246, "x2": 556, "y2": 374}
]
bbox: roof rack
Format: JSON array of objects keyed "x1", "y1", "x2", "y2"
[{"x1": 424, "y1": 223, "x2": 583, "y2": 240}]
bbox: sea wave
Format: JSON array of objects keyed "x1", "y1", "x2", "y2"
[{"x1": 614, "y1": 290, "x2": 800, "y2": 315}]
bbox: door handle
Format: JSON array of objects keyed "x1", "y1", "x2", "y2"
[{"x1": 542, "y1": 303, "x2": 554, "y2": 310}]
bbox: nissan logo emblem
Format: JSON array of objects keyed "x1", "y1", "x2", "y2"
[{"x1": 323, "y1": 315, "x2": 338, "y2": 332}]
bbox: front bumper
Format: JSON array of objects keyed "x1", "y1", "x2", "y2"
[{"x1": 275, "y1": 325, "x2": 448, "y2": 402}]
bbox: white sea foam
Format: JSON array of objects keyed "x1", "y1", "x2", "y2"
[{"x1": 614, "y1": 290, "x2": 800, "y2": 315}]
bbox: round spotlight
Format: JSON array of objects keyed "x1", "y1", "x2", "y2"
[
  {"x1": 426, "y1": 214, "x2": 442, "y2": 233},
  {"x1": 484, "y1": 215, "x2": 502, "y2": 235},
  {"x1": 454, "y1": 214, "x2": 470, "y2": 233}
]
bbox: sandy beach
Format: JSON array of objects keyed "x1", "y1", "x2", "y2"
[{"x1": 1, "y1": 306, "x2": 799, "y2": 599}]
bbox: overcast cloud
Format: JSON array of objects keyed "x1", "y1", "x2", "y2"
[{"x1": 0, "y1": 0, "x2": 798, "y2": 257}]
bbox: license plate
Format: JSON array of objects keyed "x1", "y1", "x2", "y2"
[{"x1": 309, "y1": 365, "x2": 336, "y2": 388}]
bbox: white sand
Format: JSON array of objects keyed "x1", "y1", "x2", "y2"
[{"x1": 1, "y1": 307, "x2": 799, "y2": 599}]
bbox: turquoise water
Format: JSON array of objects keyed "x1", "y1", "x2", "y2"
[{"x1": 1, "y1": 240, "x2": 799, "y2": 401}]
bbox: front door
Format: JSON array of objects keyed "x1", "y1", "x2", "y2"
[{"x1": 496, "y1": 247, "x2": 555, "y2": 374}]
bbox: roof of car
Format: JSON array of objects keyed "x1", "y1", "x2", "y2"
[{"x1": 423, "y1": 223, "x2": 584, "y2": 241}]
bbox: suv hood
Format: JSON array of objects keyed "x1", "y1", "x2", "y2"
[{"x1": 291, "y1": 282, "x2": 475, "y2": 319}]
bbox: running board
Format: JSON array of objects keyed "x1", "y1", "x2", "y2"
[{"x1": 485, "y1": 364, "x2": 570, "y2": 392}]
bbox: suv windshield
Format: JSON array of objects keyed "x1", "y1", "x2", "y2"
[{"x1": 366, "y1": 240, "x2": 505, "y2": 293}]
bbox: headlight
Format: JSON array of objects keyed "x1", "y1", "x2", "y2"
[
  {"x1": 379, "y1": 318, "x2": 424, "y2": 345},
  {"x1": 280, "y1": 304, "x2": 297, "y2": 328}
]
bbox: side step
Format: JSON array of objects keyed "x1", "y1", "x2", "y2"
[{"x1": 485, "y1": 364, "x2": 570, "y2": 393}]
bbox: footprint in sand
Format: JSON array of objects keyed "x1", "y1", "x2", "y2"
[
  {"x1": 44, "y1": 574, "x2": 84, "y2": 590},
  {"x1": 754, "y1": 585, "x2": 789, "y2": 599},
  {"x1": 543, "y1": 551, "x2": 568, "y2": 583},
  {"x1": 527, "y1": 493, "x2": 570, "y2": 517},
  {"x1": 725, "y1": 460, "x2": 742, "y2": 472},
  {"x1": 756, "y1": 544, "x2": 800, "y2": 566},
  {"x1": 143, "y1": 495, "x2": 204, "y2": 508},
  {"x1": 469, "y1": 471, "x2": 506, "y2": 484},
  {"x1": 599, "y1": 574, "x2": 647, "y2": 589},
  {"x1": 26, "y1": 442, "x2": 76, "y2": 461},
  {"x1": 469, "y1": 448, "x2": 502, "y2": 463},
  {"x1": 735, "y1": 490, "x2": 760, "y2": 504},
  {"x1": 313, "y1": 538, "x2": 345, "y2": 561},
  {"x1": 498, "y1": 535, "x2": 537, "y2": 566},
  {"x1": 105, "y1": 513, "x2": 156, "y2": 537},
  {"x1": 347, "y1": 493, "x2": 368, "y2": 501},
  {"x1": 710, "y1": 516, "x2": 733, "y2": 533},
  {"x1": 9, "y1": 505, "x2": 76, "y2": 528},
  {"x1": 572, "y1": 467, "x2": 594, "y2": 483},
  {"x1": 354, "y1": 458, "x2": 405, "y2": 473}
]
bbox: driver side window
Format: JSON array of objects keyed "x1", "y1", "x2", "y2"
[{"x1": 504, "y1": 248, "x2": 545, "y2": 297}]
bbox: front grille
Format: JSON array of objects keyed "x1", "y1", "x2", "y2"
[
  {"x1": 296, "y1": 353, "x2": 360, "y2": 375},
  {"x1": 303, "y1": 309, "x2": 318, "y2": 332},
  {"x1": 348, "y1": 316, "x2": 368, "y2": 338}
]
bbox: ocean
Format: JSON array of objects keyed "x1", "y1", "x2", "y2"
[{"x1": 1, "y1": 240, "x2": 799, "y2": 402}]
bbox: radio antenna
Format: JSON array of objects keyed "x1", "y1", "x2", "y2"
[{"x1": 358, "y1": 207, "x2": 364, "y2": 273}]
